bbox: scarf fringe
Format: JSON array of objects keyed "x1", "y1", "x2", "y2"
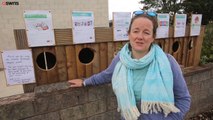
[
  {"x1": 119, "y1": 106, "x2": 140, "y2": 120},
  {"x1": 141, "y1": 101, "x2": 180, "y2": 117}
]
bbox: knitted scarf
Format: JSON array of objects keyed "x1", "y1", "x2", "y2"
[{"x1": 112, "y1": 43, "x2": 180, "y2": 120}]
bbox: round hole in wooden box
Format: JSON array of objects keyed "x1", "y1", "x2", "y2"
[
  {"x1": 78, "y1": 48, "x2": 94, "y2": 64},
  {"x1": 36, "y1": 52, "x2": 56, "y2": 70},
  {"x1": 172, "y1": 41, "x2": 180, "y2": 53},
  {"x1": 188, "y1": 39, "x2": 194, "y2": 50}
]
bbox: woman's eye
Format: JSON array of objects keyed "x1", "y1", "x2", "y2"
[
  {"x1": 133, "y1": 30, "x2": 139, "y2": 33},
  {"x1": 144, "y1": 31, "x2": 150, "y2": 35}
]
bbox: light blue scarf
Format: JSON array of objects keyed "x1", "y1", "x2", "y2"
[{"x1": 112, "y1": 43, "x2": 180, "y2": 120}]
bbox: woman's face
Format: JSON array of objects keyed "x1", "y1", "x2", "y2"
[{"x1": 128, "y1": 17, "x2": 154, "y2": 55}]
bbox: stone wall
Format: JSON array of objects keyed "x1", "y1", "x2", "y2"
[
  {"x1": 184, "y1": 64, "x2": 213, "y2": 119},
  {"x1": 0, "y1": 64, "x2": 213, "y2": 120},
  {"x1": 0, "y1": 83, "x2": 120, "y2": 120}
]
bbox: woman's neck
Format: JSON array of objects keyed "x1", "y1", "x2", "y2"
[{"x1": 132, "y1": 50, "x2": 148, "y2": 59}]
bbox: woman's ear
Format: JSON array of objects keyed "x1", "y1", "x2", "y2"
[
  {"x1": 151, "y1": 37, "x2": 155, "y2": 43},
  {"x1": 152, "y1": 34, "x2": 156, "y2": 42}
]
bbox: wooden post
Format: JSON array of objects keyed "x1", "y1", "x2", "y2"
[
  {"x1": 75, "y1": 44, "x2": 86, "y2": 78},
  {"x1": 32, "y1": 48, "x2": 48, "y2": 85},
  {"x1": 84, "y1": 44, "x2": 94, "y2": 78},
  {"x1": 107, "y1": 42, "x2": 114, "y2": 66},
  {"x1": 182, "y1": 37, "x2": 188, "y2": 67},
  {"x1": 186, "y1": 37, "x2": 196, "y2": 67},
  {"x1": 193, "y1": 26, "x2": 205, "y2": 66},
  {"x1": 92, "y1": 43, "x2": 100, "y2": 74},
  {"x1": 99, "y1": 43, "x2": 108, "y2": 71},
  {"x1": 43, "y1": 47, "x2": 59, "y2": 84},
  {"x1": 55, "y1": 46, "x2": 68, "y2": 82},
  {"x1": 66, "y1": 45, "x2": 77, "y2": 80}
]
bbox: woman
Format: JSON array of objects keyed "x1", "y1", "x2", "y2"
[{"x1": 68, "y1": 11, "x2": 191, "y2": 120}]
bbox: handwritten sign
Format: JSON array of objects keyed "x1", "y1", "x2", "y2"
[{"x1": 1, "y1": 49, "x2": 35, "y2": 85}]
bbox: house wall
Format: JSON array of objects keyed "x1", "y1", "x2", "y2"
[{"x1": 0, "y1": 0, "x2": 109, "y2": 98}]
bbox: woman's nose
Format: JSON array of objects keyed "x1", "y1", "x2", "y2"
[{"x1": 136, "y1": 32, "x2": 144, "y2": 39}]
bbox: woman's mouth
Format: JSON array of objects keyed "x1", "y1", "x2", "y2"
[{"x1": 136, "y1": 42, "x2": 144, "y2": 46}]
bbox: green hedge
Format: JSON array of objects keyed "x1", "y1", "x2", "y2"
[{"x1": 201, "y1": 23, "x2": 213, "y2": 64}]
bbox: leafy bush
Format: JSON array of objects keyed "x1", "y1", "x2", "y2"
[{"x1": 200, "y1": 23, "x2": 213, "y2": 64}]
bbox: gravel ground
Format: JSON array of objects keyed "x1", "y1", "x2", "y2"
[{"x1": 188, "y1": 107, "x2": 213, "y2": 120}]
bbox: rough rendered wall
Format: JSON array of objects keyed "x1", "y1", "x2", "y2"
[{"x1": 0, "y1": 0, "x2": 109, "y2": 98}]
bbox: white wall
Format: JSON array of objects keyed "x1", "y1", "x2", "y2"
[{"x1": 0, "y1": 0, "x2": 109, "y2": 98}]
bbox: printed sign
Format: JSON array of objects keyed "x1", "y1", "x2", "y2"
[
  {"x1": 190, "y1": 14, "x2": 202, "y2": 36},
  {"x1": 72, "y1": 11, "x2": 95, "y2": 44},
  {"x1": 24, "y1": 10, "x2": 55, "y2": 47},
  {"x1": 113, "y1": 12, "x2": 131, "y2": 41},
  {"x1": 174, "y1": 14, "x2": 187, "y2": 37},
  {"x1": 156, "y1": 13, "x2": 170, "y2": 38}
]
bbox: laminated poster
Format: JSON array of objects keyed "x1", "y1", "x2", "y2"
[
  {"x1": 113, "y1": 12, "x2": 131, "y2": 41},
  {"x1": 156, "y1": 13, "x2": 170, "y2": 39},
  {"x1": 174, "y1": 14, "x2": 187, "y2": 37},
  {"x1": 190, "y1": 14, "x2": 202, "y2": 36},
  {"x1": 24, "y1": 10, "x2": 55, "y2": 47},
  {"x1": 1, "y1": 49, "x2": 35, "y2": 86},
  {"x1": 72, "y1": 11, "x2": 95, "y2": 44}
]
